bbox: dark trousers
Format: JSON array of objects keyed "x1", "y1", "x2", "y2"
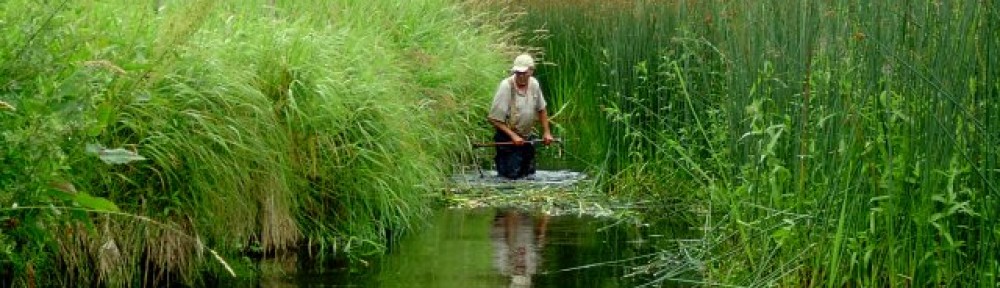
[{"x1": 494, "y1": 129, "x2": 536, "y2": 179}]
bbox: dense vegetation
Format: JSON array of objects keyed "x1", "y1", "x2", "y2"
[
  {"x1": 5, "y1": 0, "x2": 998, "y2": 286},
  {"x1": 511, "y1": 0, "x2": 998, "y2": 286},
  {"x1": 1, "y1": 0, "x2": 514, "y2": 286}
]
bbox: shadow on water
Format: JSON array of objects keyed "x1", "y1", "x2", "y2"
[{"x1": 244, "y1": 207, "x2": 697, "y2": 287}]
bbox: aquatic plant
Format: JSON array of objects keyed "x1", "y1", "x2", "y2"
[{"x1": 508, "y1": 0, "x2": 999, "y2": 286}]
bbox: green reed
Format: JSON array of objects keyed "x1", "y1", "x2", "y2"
[
  {"x1": 0, "y1": 0, "x2": 512, "y2": 285},
  {"x1": 510, "y1": 0, "x2": 999, "y2": 286}
]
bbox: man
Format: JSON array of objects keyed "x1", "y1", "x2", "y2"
[{"x1": 488, "y1": 54, "x2": 555, "y2": 180}]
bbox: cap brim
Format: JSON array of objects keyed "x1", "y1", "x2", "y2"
[{"x1": 512, "y1": 66, "x2": 530, "y2": 72}]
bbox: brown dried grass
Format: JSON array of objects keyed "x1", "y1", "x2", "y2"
[
  {"x1": 53, "y1": 218, "x2": 142, "y2": 287},
  {"x1": 257, "y1": 172, "x2": 301, "y2": 255}
]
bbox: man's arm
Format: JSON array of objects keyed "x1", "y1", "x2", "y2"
[
  {"x1": 537, "y1": 110, "x2": 554, "y2": 145},
  {"x1": 489, "y1": 118, "x2": 525, "y2": 145}
]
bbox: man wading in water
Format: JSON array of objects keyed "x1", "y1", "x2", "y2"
[{"x1": 488, "y1": 54, "x2": 555, "y2": 180}]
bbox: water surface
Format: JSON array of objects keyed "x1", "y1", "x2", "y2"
[
  {"x1": 265, "y1": 208, "x2": 678, "y2": 287},
  {"x1": 244, "y1": 168, "x2": 696, "y2": 287}
]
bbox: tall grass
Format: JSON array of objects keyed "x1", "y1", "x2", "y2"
[
  {"x1": 1, "y1": 0, "x2": 513, "y2": 285},
  {"x1": 509, "y1": 0, "x2": 999, "y2": 286}
]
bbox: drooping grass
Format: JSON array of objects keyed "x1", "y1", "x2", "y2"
[
  {"x1": 506, "y1": 0, "x2": 999, "y2": 286},
  {"x1": 1, "y1": 0, "x2": 514, "y2": 285}
]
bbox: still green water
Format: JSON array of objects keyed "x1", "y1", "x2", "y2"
[{"x1": 251, "y1": 207, "x2": 689, "y2": 287}]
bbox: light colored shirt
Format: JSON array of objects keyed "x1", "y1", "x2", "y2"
[{"x1": 488, "y1": 76, "x2": 547, "y2": 136}]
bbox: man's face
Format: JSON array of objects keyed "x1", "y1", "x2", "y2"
[{"x1": 514, "y1": 69, "x2": 532, "y2": 85}]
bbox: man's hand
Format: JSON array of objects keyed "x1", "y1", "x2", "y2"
[
  {"x1": 489, "y1": 119, "x2": 526, "y2": 146},
  {"x1": 511, "y1": 135, "x2": 525, "y2": 146},
  {"x1": 542, "y1": 132, "x2": 555, "y2": 145}
]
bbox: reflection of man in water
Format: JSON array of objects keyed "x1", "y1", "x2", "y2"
[{"x1": 491, "y1": 209, "x2": 549, "y2": 287}]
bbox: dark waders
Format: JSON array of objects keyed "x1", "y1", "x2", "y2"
[{"x1": 493, "y1": 129, "x2": 536, "y2": 179}]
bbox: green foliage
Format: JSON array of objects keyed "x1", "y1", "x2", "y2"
[
  {"x1": 510, "y1": 0, "x2": 1000, "y2": 286},
  {"x1": 1, "y1": 0, "x2": 512, "y2": 285}
]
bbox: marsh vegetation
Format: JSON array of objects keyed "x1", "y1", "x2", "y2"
[
  {"x1": 2, "y1": 0, "x2": 998, "y2": 287},
  {"x1": 2, "y1": 0, "x2": 513, "y2": 285},
  {"x1": 508, "y1": 0, "x2": 999, "y2": 286}
]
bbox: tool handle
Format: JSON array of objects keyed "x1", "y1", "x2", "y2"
[{"x1": 471, "y1": 138, "x2": 561, "y2": 148}]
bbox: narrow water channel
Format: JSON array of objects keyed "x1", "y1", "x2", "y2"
[
  {"x1": 251, "y1": 207, "x2": 690, "y2": 287},
  {"x1": 233, "y1": 169, "x2": 698, "y2": 287}
]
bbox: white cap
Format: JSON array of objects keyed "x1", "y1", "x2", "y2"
[{"x1": 511, "y1": 54, "x2": 535, "y2": 73}]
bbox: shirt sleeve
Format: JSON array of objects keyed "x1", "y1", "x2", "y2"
[
  {"x1": 488, "y1": 79, "x2": 510, "y2": 122},
  {"x1": 532, "y1": 78, "x2": 547, "y2": 112}
]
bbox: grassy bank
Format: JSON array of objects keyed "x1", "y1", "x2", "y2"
[
  {"x1": 508, "y1": 0, "x2": 999, "y2": 286},
  {"x1": 0, "y1": 0, "x2": 514, "y2": 285}
]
